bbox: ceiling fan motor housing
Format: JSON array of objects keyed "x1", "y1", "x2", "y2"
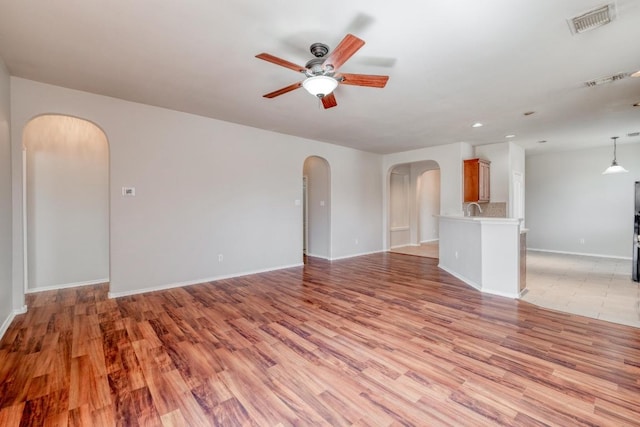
[
  {"x1": 309, "y1": 42, "x2": 329, "y2": 58},
  {"x1": 305, "y1": 57, "x2": 327, "y2": 76}
]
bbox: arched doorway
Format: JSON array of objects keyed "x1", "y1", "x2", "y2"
[
  {"x1": 388, "y1": 160, "x2": 440, "y2": 258},
  {"x1": 303, "y1": 156, "x2": 331, "y2": 260},
  {"x1": 23, "y1": 115, "x2": 109, "y2": 292}
]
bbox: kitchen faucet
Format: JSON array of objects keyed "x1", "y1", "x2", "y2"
[{"x1": 466, "y1": 202, "x2": 483, "y2": 217}]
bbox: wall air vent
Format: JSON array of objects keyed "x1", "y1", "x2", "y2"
[
  {"x1": 584, "y1": 72, "x2": 627, "y2": 87},
  {"x1": 627, "y1": 132, "x2": 640, "y2": 137},
  {"x1": 568, "y1": 4, "x2": 616, "y2": 34}
]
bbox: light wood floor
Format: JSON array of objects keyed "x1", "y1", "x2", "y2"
[{"x1": 1, "y1": 253, "x2": 639, "y2": 426}]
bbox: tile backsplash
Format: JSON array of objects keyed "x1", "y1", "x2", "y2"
[{"x1": 463, "y1": 202, "x2": 507, "y2": 218}]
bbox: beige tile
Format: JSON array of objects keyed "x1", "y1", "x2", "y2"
[
  {"x1": 566, "y1": 295, "x2": 605, "y2": 306},
  {"x1": 597, "y1": 312, "x2": 640, "y2": 328},
  {"x1": 563, "y1": 305, "x2": 603, "y2": 319},
  {"x1": 525, "y1": 251, "x2": 639, "y2": 329},
  {"x1": 605, "y1": 288, "x2": 640, "y2": 299}
]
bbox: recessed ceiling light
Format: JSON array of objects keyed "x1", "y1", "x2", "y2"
[
  {"x1": 505, "y1": 134, "x2": 516, "y2": 138},
  {"x1": 524, "y1": 111, "x2": 535, "y2": 116},
  {"x1": 537, "y1": 140, "x2": 547, "y2": 144},
  {"x1": 472, "y1": 122, "x2": 483, "y2": 128}
]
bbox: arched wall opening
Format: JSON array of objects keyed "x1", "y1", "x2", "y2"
[
  {"x1": 388, "y1": 160, "x2": 441, "y2": 252},
  {"x1": 23, "y1": 114, "x2": 109, "y2": 292},
  {"x1": 303, "y1": 156, "x2": 331, "y2": 260}
]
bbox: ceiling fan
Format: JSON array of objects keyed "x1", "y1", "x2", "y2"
[{"x1": 256, "y1": 34, "x2": 389, "y2": 109}]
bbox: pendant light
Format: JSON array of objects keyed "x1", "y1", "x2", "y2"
[{"x1": 602, "y1": 136, "x2": 628, "y2": 174}]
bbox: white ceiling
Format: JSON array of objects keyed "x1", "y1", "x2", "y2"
[{"x1": 1, "y1": 1, "x2": 639, "y2": 154}]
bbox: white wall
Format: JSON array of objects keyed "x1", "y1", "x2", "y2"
[
  {"x1": 439, "y1": 216, "x2": 521, "y2": 298},
  {"x1": 24, "y1": 115, "x2": 109, "y2": 290},
  {"x1": 0, "y1": 56, "x2": 14, "y2": 337},
  {"x1": 475, "y1": 143, "x2": 508, "y2": 202},
  {"x1": 328, "y1": 148, "x2": 382, "y2": 259},
  {"x1": 439, "y1": 218, "x2": 482, "y2": 286},
  {"x1": 526, "y1": 144, "x2": 640, "y2": 258},
  {"x1": 419, "y1": 169, "x2": 440, "y2": 242},
  {"x1": 474, "y1": 141, "x2": 526, "y2": 219},
  {"x1": 11, "y1": 78, "x2": 383, "y2": 298},
  {"x1": 508, "y1": 142, "x2": 525, "y2": 219},
  {"x1": 303, "y1": 156, "x2": 330, "y2": 259}
]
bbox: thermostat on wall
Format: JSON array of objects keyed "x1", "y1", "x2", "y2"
[{"x1": 122, "y1": 187, "x2": 135, "y2": 196}]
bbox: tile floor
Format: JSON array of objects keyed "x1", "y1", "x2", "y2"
[
  {"x1": 390, "y1": 243, "x2": 640, "y2": 328},
  {"x1": 522, "y1": 250, "x2": 639, "y2": 328}
]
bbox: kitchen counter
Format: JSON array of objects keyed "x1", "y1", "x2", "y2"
[{"x1": 437, "y1": 215, "x2": 525, "y2": 298}]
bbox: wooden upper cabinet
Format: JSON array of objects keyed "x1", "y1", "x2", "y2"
[{"x1": 463, "y1": 158, "x2": 490, "y2": 203}]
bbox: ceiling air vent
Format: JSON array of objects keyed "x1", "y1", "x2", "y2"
[
  {"x1": 568, "y1": 4, "x2": 616, "y2": 34},
  {"x1": 584, "y1": 72, "x2": 627, "y2": 87}
]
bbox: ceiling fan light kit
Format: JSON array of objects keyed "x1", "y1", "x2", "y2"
[
  {"x1": 302, "y1": 75, "x2": 338, "y2": 97},
  {"x1": 256, "y1": 33, "x2": 389, "y2": 109},
  {"x1": 602, "y1": 136, "x2": 628, "y2": 174}
]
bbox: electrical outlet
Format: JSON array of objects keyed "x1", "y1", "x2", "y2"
[
  {"x1": 355, "y1": 238, "x2": 359, "y2": 245},
  {"x1": 580, "y1": 238, "x2": 585, "y2": 245},
  {"x1": 218, "y1": 254, "x2": 223, "y2": 262},
  {"x1": 455, "y1": 251, "x2": 459, "y2": 259}
]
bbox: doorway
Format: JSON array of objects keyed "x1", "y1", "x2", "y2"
[
  {"x1": 303, "y1": 156, "x2": 331, "y2": 259},
  {"x1": 388, "y1": 161, "x2": 440, "y2": 259},
  {"x1": 23, "y1": 115, "x2": 109, "y2": 292}
]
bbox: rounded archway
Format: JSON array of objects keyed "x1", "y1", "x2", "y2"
[
  {"x1": 23, "y1": 114, "x2": 109, "y2": 292},
  {"x1": 302, "y1": 156, "x2": 331, "y2": 259},
  {"x1": 388, "y1": 160, "x2": 440, "y2": 257}
]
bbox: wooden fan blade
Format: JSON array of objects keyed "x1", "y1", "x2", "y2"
[
  {"x1": 322, "y1": 34, "x2": 365, "y2": 71},
  {"x1": 339, "y1": 73, "x2": 389, "y2": 88},
  {"x1": 321, "y1": 93, "x2": 337, "y2": 109},
  {"x1": 256, "y1": 53, "x2": 306, "y2": 73},
  {"x1": 263, "y1": 82, "x2": 302, "y2": 98}
]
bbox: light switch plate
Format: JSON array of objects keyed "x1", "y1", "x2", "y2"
[{"x1": 122, "y1": 187, "x2": 135, "y2": 196}]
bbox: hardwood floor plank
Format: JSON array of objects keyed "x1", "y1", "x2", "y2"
[{"x1": 0, "y1": 254, "x2": 639, "y2": 425}]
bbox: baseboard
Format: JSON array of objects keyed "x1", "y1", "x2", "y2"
[
  {"x1": 25, "y1": 278, "x2": 110, "y2": 294},
  {"x1": 527, "y1": 248, "x2": 632, "y2": 261},
  {"x1": 481, "y1": 288, "x2": 519, "y2": 299},
  {"x1": 437, "y1": 264, "x2": 481, "y2": 291},
  {"x1": 0, "y1": 306, "x2": 28, "y2": 341},
  {"x1": 330, "y1": 250, "x2": 384, "y2": 261},
  {"x1": 306, "y1": 253, "x2": 330, "y2": 260},
  {"x1": 390, "y1": 244, "x2": 415, "y2": 249},
  {"x1": 419, "y1": 239, "x2": 439, "y2": 244},
  {"x1": 107, "y1": 263, "x2": 304, "y2": 299},
  {"x1": 438, "y1": 264, "x2": 519, "y2": 298}
]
